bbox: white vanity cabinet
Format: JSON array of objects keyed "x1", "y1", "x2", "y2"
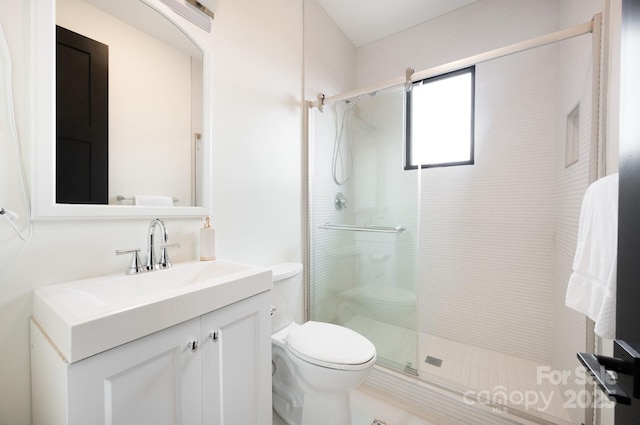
[
  {"x1": 31, "y1": 290, "x2": 272, "y2": 425},
  {"x1": 31, "y1": 317, "x2": 203, "y2": 425},
  {"x1": 201, "y1": 291, "x2": 273, "y2": 425}
]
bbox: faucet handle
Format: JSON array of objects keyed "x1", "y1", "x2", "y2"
[
  {"x1": 159, "y1": 242, "x2": 181, "y2": 269},
  {"x1": 115, "y1": 248, "x2": 144, "y2": 275}
]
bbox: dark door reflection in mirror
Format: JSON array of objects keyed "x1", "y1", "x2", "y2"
[
  {"x1": 56, "y1": 25, "x2": 109, "y2": 204},
  {"x1": 56, "y1": 0, "x2": 204, "y2": 206}
]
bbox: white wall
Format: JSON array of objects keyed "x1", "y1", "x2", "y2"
[
  {"x1": 0, "y1": 0, "x2": 302, "y2": 423},
  {"x1": 210, "y1": 0, "x2": 302, "y2": 266},
  {"x1": 303, "y1": 0, "x2": 356, "y2": 101}
]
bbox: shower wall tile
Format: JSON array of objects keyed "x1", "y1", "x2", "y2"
[
  {"x1": 357, "y1": 0, "x2": 562, "y2": 364},
  {"x1": 417, "y1": 47, "x2": 558, "y2": 363},
  {"x1": 309, "y1": 105, "x2": 358, "y2": 323},
  {"x1": 552, "y1": 0, "x2": 605, "y2": 423},
  {"x1": 356, "y1": 0, "x2": 560, "y2": 87}
]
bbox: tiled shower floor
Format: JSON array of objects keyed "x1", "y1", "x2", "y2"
[
  {"x1": 419, "y1": 333, "x2": 572, "y2": 423},
  {"x1": 345, "y1": 316, "x2": 573, "y2": 424}
]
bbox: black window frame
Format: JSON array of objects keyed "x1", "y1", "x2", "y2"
[{"x1": 405, "y1": 66, "x2": 476, "y2": 170}]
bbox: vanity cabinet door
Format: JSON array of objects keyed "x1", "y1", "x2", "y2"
[
  {"x1": 201, "y1": 291, "x2": 272, "y2": 425},
  {"x1": 66, "y1": 318, "x2": 202, "y2": 425}
]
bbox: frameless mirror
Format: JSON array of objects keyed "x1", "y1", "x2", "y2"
[{"x1": 33, "y1": 0, "x2": 212, "y2": 218}]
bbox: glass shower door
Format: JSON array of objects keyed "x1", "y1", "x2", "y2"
[{"x1": 309, "y1": 86, "x2": 420, "y2": 373}]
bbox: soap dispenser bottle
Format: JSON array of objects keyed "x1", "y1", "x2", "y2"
[{"x1": 200, "y1": 216, "x2": 216, "y2": 261}]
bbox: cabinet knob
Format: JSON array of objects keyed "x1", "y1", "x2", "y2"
[
  {"x1": 187, "y1": 340, "x2": 199, "y2": 352},
  {"x1": 209, "y1": 331, "x2": 219, "y2": 342}
]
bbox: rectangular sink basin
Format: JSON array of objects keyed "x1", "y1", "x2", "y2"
[{"x1": 32, "y1": 260, "x2": 271, "y2": 363}]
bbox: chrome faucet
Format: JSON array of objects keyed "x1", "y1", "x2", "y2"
[
  {"x1": 115, "y1": 218, "x2": 180, "y2": 275},
  {"x1": 145, "y1": 218, "x2": 168, "y2": 271}
]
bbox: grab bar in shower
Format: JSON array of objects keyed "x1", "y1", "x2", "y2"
[{"x1": 318, "y1": 223, "x2": 406, "y2": 234}]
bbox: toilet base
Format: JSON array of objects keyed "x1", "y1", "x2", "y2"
[
  {"x1": 273, "y1": 351, "x2": 304, "y2": 425},
  {"x1": 273, "y1": 384, "x2": 353, "y2": 425},
  {"x1": 300, "y1": 391, "x2": 352, "y2": 425},
  {"x1": 272, "y1": 345, "x2": 362, "y2": 425}
]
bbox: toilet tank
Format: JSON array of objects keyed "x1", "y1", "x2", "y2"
[{"x1": 270, "y1": 262, "x2": 303, "y2": 332}]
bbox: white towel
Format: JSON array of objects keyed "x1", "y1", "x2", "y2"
[
  {"x1": 133, "y1": 195, "x2": 174, "y2": 206},
  {"x1": 565, "y1": 173, "x2": 618, "y2": 339}
]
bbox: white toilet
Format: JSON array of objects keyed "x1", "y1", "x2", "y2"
[{"x1": 270, "y1": 263, "x2": 377, "y2": 425}]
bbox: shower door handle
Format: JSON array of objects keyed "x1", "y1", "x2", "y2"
[{"x1": 577, "y1": 339, "x2": 640, "y2": 405}]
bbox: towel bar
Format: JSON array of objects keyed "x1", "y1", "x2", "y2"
[{"x1": 116, "y1": 195, "x2": 179, "y2": 203}]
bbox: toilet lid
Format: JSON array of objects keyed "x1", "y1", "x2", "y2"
[{"x1": 286, "y1": 321, "x2": 376, "y2": 370}]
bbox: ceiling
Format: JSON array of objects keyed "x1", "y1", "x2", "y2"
[{"x1": 316, "y1": 0, "x2": 479, "y2": 47}]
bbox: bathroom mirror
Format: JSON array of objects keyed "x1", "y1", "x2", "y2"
[{"x1": 33, "y1": 0, "x2": 212, "y2": 218}]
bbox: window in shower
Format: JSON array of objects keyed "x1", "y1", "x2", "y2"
[{"x1": 405, "y1": 66, "x2": 475, "y2": 169}]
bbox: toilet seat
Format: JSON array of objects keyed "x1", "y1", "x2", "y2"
[{"x1": 286, "y1": 321, "x2": 376, "y2": 371}]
